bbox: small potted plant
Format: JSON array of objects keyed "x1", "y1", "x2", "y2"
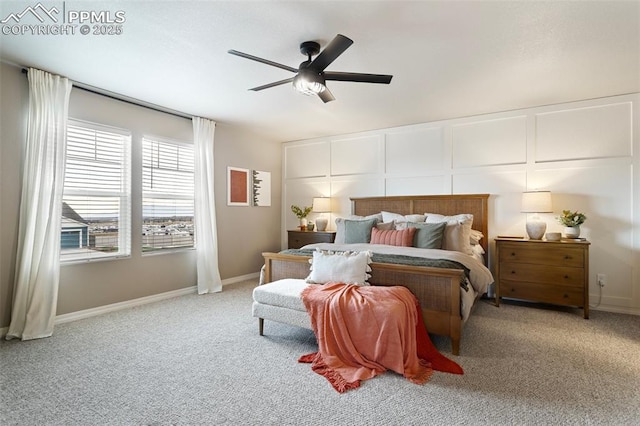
[
  {"x1": 291, "y1": 204, "x2": 312, "y2": 230},
  {"x1": 557, "y1": 210, "x2": 587, "y2": 238}
]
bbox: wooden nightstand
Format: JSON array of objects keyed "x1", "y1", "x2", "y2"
[
  {"x1": 287, "y1": 230, "x2": 336, "y2": 249},
  {"x1": 494, "y1": 237, "x2": 590, "y2": 318}
]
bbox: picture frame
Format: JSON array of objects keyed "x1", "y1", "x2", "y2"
[
  {"x1": 252, "y1": 170, "x2": 271, "y2": 207},
  {"x1": 227, "y1": 166, "x2": 250, "y2": 206}
]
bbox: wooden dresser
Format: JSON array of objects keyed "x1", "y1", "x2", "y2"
[
  {"x1": 494, "y1": 237, "x2": 590, "y2": 318},
  {"x1": 287, "y1": 230, "x2": 336, "y2": 249}
]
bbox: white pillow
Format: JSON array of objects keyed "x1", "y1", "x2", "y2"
[
  {"x1": 472, "y1": 243, "x2": 485, "y2": 255},
  {"x1": 469, "y1": 229, "x2": 484, "y2": 246},
  {"x1": 471, "y1": 244, "x2": 485, "y2": 263},
  {"x1": 424, "y1": 213, "x2": 474, "y2": 255},
  {"x1": 381, "y1": 211, "x2": 426, "y2": 225},
  {"x1": 376, "y1": 221, "x2": 395, "y2": 230},
  {"x1": 306, "y1": 249, "x2": 372, "y2": 286}
]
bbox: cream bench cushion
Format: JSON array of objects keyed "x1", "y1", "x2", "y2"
[
  {"x1": 252, "y1": 278, "x2": 310, "y2": 311},
  {"x1": 252, "y1": 278, "x2": 313, "y2": 333}
]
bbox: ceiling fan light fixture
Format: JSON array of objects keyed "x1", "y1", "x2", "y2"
[
  {"x1": 228, "y1": 34, "x2": 393, "y2": 102},
  {"x1": 292, "y1": 71, "x2": 325, "y2": 96}
]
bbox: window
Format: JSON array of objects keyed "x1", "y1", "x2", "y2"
[
  {"x1": 61, "y1": 120, "x2": 131, "y2": 262},
  {"x1": 142, "y1": 137, "x2": 195, "y2": 252}
]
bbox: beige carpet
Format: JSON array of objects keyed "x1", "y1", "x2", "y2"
[{"x1": 1, "y1": 279, "x2": 639, "y2": 425}]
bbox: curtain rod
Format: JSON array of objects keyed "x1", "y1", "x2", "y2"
[{"x1": 21, "y1": 68, "x2": 192, "y2": 120}]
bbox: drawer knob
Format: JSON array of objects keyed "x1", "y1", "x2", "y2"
[
  {"x1": 563, "y1": 294, "x2": 569, "y2": 298},
  {"x1": 511, "y1": 270, "x2": 516, "y2": 274},
  {"x1": 564, "y1": 275, "x2": 569, "y2": 279},
  {"x1": 564, "y1": 255, "x2": 572, "y2": 260},
  {"x1": 511, "y1": 252, "x2": 516, "y2": 256}
]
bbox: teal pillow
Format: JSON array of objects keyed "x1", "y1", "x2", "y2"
[
  {"x1": 344, "y1": 218, "x2": 377, "y2": 243},
  {"x1": 408, "y1": 221, "x2": 446, "y2": 249}
]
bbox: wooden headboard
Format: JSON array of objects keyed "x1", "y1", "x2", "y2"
[{"x1": 350, "y1": 194, "x2": 490, "y2": 260}]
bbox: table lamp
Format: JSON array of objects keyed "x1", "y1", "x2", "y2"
[
  {"x1": 312, "y1": 197, "x2": 331, "y2": 231},
  {"x1": 521, "y1": 191, "x2": 552, "y2": 240}
]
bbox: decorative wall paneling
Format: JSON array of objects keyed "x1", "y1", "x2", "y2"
[
  {"x1": 535, "y1": 102, "x2": 632, "y2": 162},
  {"x1": 284, "y1": 141, "x2": 329, "y2": 179},
  {"x1": 451, "y1": 115, "x2": 527, "y2": 168},
  {"x1": 282, "y1": 93, "x2": 639, "y2": 315},
  {"x1": 330, "y1": 135, "x2": 384, "y2": 176}
]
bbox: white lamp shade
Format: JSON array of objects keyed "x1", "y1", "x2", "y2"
[
  {"x1": 521, "y1": 191, "x2": 552, "y2": 213},
  {"x1": 312, "y1": 197, "x2": 331, "y2": 213}
]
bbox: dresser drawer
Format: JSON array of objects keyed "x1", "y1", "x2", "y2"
[
  {"x1": 499, "y1": 244, "x2": 584, "y2": 268},
  {"x1": 287, "y1": 231, "x2": 336, "y2": 249},
  {"x1": 500, "y1": 262, "x2": 584, "y2": 287},
  {"x1": 500, "y1": 280, "x2": 584, "y2": 307}
]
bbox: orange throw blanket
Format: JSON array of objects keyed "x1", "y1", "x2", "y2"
[{"x1": 299, "y1": 283, "x2": 463, "y2": 393}]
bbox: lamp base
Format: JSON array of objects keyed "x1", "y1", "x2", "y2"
[
  {"x1": 315, "y1": 217, "x2": 328, "y2": 232},
  {"x1": 526, "y1": 221, "x2": 547, "y2": 240}
]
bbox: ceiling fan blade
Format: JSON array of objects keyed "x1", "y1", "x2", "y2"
[
  {"x1": 309, "y1": 34, "x2": 353, "y2": 72},
  {"x1": 324, "y1": 72, "x2": 393, "y2": 84},
  {"x1": 249, "y1": 77, "x2": 295, "y2": 91},
  {"x1": 228, "y1": 49, "x2": 298, "y2": 73},
  {"x1": 318, "y1": 87, "x2": 335, "y2": 103}
]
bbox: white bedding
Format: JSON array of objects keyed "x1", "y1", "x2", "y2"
[{"x1": 300, "y1": 242, "x2": 494, "y2": 322}]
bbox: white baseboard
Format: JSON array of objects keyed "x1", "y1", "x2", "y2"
[
  {"x1": 1, "y1": 272, "x2": 261, "y2": 336},
  {"x1": 55, "y1": 286, "x2": 198, "y2": 325},
  {"x1": 222, "y1": 271, "x2": 260, "y2": 286},
  {"x1": 56, "y1": 272, "x2": 260, "y2": 325}
]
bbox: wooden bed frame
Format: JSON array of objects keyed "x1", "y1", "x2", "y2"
[{"x1": 262, "y1": 194, "x2": 490, "y2": 355}]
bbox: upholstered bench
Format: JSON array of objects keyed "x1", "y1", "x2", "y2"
[{"x1": 252, "y1": 278, "x2": 314, "y2": 335}]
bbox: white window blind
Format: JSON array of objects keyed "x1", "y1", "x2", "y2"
[
  {"x1": 61, "y1": 120, "x2": 131, "y2": 262},
  {"x1": 142, "y1": 137, "x2": 195, "y2": 252}
]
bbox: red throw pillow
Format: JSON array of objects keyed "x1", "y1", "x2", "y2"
[{"x1": 370, "y1": 227, "x2": 416, "y2": 247}]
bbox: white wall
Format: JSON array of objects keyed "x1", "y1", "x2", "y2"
[{"x1": 282, "y1": 93, "x2": 640, "y2": 315}]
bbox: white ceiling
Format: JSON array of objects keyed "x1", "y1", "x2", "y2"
[{"x1": 1, "y1": 1, "x2": 639, "y2": 142}]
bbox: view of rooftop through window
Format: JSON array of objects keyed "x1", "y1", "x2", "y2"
[
  {"x1": 60, "y1": 122, "x2": 195, "y2": 261},
  {"x1": 61, "y1": 121, "x2": 131, "y2": 261}
]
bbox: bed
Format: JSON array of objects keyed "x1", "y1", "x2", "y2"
[{"x1": 259, "y1": 194, "x2": 493, "y2": 355}]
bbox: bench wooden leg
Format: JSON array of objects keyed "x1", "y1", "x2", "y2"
[{"x1": 259, "y1": 318, "x2": 264, "y2": 336}]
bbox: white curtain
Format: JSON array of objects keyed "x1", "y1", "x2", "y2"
[
  {"x1": 7, "y1": 68, "x2": 72, "y2": 340},
  {"x1": 192, "y1": 117, "x2": 223, "y2": 294}
]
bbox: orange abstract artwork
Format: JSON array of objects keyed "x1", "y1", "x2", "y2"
[{"x1": 227, "y1": 167, "x2": 250, "y2": 206}]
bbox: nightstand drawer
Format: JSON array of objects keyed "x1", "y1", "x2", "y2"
[
  {"x1": 500, "y1": 262, "x2": 584, "y2": 287},
  {"x1": 499, "y1": 245, "x2": 584, "y2": 268},
  {"x1": 287, "y1": 230, "x2": 336, "y2": 249},
  {"x1": 500, "y1": 280, "x2": 584, "y2": 307}
]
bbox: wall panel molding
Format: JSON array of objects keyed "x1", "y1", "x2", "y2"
[
  {"x1": 452, "y1": 115, "x2": 527, "y2": 168},
  {"x1": 284, "y1": 141, "x2": 328, "y2": 179},
  {"x1": 282, "y1": 93, "x2": 640, "y2": 315},
  {"x1": 535, "y1": 102, "x2": 632, "y2": 163},
  {"x1": 385, "y1": 127, "x2": 444, "y2": 174},
  {"x1": 330, "y1": 135, "x2": 383, "y2": 176}
]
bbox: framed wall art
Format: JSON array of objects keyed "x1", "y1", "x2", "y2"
[
  {"x1": 252, "y1": 170, "x2": 271, "y2": 207},
  {"x1": 227, "y1": 166, "x2": 250, "y2": 206}
]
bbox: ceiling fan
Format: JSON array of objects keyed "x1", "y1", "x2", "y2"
[{"x1": 228, "y1": 34, "x2": 393, "y2": 103}]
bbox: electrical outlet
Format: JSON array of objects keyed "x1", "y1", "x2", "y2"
[{"x1": 597, "y1": 273, "x2": 606, "y2": 287}]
